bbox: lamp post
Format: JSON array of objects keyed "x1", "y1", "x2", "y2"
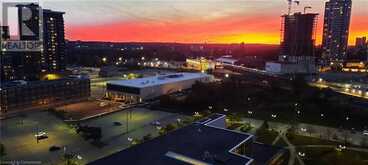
[
  {"x1": 224, "y1": 108, "x2": 229, "y2": 112},
  {"x1": 247, "y1": 111, "x2": 253, "y2": 125},
  {"x1": 126, "y1": 111, "x2": 129, "y2": 133}
]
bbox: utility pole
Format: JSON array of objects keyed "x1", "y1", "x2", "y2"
[{"x1": 126, "y1": 111, "x2": 129, "y2": 133}]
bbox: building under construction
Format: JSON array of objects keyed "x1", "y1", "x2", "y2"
[
  {"x1": 265, "y1": 11, "x2": 319, "y2": 74},
  {"x1": 280, "y1": 12, "x2": 318, "y2": 58}
]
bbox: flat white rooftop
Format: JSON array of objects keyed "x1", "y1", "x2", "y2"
[{"x1": 107, "y1": 72, "x2": 210, "y2": 88}]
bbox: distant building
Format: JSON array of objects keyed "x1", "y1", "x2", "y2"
[
  {"x1": 216, "y1": 56, "x2": 238, "y2": 65},
  {"x1": 354, "y1": 37, "x2": 368, "y2": 61},
  {"x1": 0, "y1": 26, "x2": 10, "y2": 39},
  {"x1": 266, "y1": 60, "x2": 317, "y2": 74},
  {"x1": 99, "y1": 66, "x2": 121, "y2": 77},
  {"x1": 186, "y1": 58, "x2": 216, "y2": 71},
  {"x1": 281, "y1": 13, "x2": 318, "y2": 57},
  {"x1": 0, "y1": 4, "x2": 66, "y2": 82},
  {"x1": 0, "y1": 77, "x2": 90, "y2": 113},
  {"x1": 342, "y1": 61, "x2": 367, "y2": 73},
  {"x1": 89, "y1": 114, "x2": 286, "y2": 165},
  {"x1": 266, "y1": 12, "x2": 318, "y2": 74},
  {"x1": 41, "y1": 9, "x2": 66, "y2": 74},
  {"x1": 355, "y1": 37, "x2": 367, "y2": 49},
  {"x1": 106, "y1": 73, "x2": 212, "y2": 102},
  {"x1": 322, "y1": 0, "x2": 352, "y2": 62}
]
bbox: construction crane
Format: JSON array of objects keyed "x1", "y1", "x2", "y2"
[
  {"x1": 304, "y1": 6, "x2": 312, "y2": 14},
  {"x1": 287, "y1": 0, "x2": 300, "y2": 15}
]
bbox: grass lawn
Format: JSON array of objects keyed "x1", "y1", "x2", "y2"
[
  {"x1": 274, "y1": 138, "x2": 288, "y2": 147},
  {"x1": 227, "y1": 123, "x2": 243, "y2": 130},
  {"x1": 297, "y1": 147, "x2": 368, "y2": 165},
  {"x1": 287, "y1": 135, "x2": 341, "y2": 146},
  {"x1": 255, "y1": 129, "x2": 279, "y2": 145}
]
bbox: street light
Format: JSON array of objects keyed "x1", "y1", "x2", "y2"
[
  {"x1": 225, "y1": 74, "x2": 229, "y2": 78},
  {"x1": 247, "y1": 111, "x2": 253, "y2": 125},
  {"x1": 298, "y1": 152, "x2": 306, "y2": 157}
]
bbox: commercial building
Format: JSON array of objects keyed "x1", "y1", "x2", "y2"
[
  {"x1": 0, "y1": 4, "x2": 66, "y2": 82},
  {"x1": 342, "y1": 61, "x2": 367, "y2": 73},
  {"x1": 185, "y1": 58, "x2": 216, "y2": 71},
  {"x1": 266, "y1": 60, "x2": 316, "y2": 74},
  {"x1": 106, "y1": 73, "x2": 212, "y2": 102},
  {"x1": 322, "y1": 0, "x2": 352, "y2": 62},
  {"x1": 216, "y1": 56, "x2": 238, "y2": 65},
  {"x1": 89, "y1": 114, "x2": 286, "y2": 165},
  {"x1": 0, "y1": 76, "x2": 90, "y2": 113}
]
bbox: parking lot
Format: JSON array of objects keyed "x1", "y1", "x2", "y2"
[
  {"x1": 56, "y1": 100, "x2": 122, "y2": 120},
  {"x1": 0, "y1": 108, "x2": 188, "y2": 164}
]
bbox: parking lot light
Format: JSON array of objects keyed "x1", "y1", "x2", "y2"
[{"x1": 298, "y1": 152, "x2": 306, "y2": 157}]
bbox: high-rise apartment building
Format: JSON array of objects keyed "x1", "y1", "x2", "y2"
[
  {"x1": 42, "y1": 9, "x2": 66, "y2": 74},
  {"x1": 0, "y1": 4, "x2": 65, "y2": 82},
  {"x1": 322, "y1": 0, "x2": 352, "y2": 62}
]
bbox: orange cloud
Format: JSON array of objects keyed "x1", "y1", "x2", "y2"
[{"x1": 66, "y1": 12, "x2": 367, "y2": 45}]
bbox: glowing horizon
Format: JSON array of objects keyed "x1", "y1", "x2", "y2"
[{"x1": 43, "y1": 0, "x2": 368, "y2": 45}]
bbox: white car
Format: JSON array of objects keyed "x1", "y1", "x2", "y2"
[
  {"x1": 35, "y1": 131, "x2": 47, "y2": 137},
  {"x1": 363, "y1": 130, "x2": 368, "y2": 136},
  {"x1": 151, "y1": 121, "x2": 161, "y2": 126}
]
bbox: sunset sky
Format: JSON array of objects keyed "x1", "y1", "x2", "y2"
[{"x1": 41, "y1": 0, "x2": 368, "y2": 45}]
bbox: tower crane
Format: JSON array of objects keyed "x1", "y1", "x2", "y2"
[
  {"x1": 287, "y1": 0, "x2": 300, "y2": 15},
  {"x1": 304, "y1": 6, "x2": 312, "y2": 14}
]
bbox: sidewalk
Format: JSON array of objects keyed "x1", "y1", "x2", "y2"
[{"x1": 242, "y1": 117, "x2": 368, "y2": 147}]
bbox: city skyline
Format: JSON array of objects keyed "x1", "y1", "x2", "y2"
[{"x1": 40, "y1": 0, "x2": 368, "y2": 45}]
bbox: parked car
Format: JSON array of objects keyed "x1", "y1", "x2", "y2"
[
  {"x1": 113, "y1": 122, "x2": 122, "y2": 126},
  {"x1": 151, "y1": 121, "x2": 161, "y2": 126},
  {"x1": 35, "y1": 131, "x2": 47, "y2": 138},
  {"x1": 363, "y1": 130, "x2": 368, "y2": 136}
]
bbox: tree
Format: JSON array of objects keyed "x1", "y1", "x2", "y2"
[
  {"x1": 325, "y1": 128, "x2": 332, "y2": 140},
  {"x1": 306, "y1": 126, "x2": 315, "y2": 136},
  {"x1": 361, "y1": 137, "x2": 368, "y2": 148},
  {"x1": 227, "y1": 113, "x2": 241, "y2": 124},
  {"x1": 159, "y1": 124, "x2": 177, "y2": 136},
  {"x1": 0, "y1": 143, "x2": 5, "y2": 158},
  {"x1": 143, "y1": 134, "x2": 152, "y2": 142},
  {"x1": 63, "y1": 154, "x2": 81, "y2": 165},
  {"x1": 256, "y1": 121, "x2": 270, "y2": 135},
  {"x1": 165, "y1": 124, "x2": 176, "y2": 132}
]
